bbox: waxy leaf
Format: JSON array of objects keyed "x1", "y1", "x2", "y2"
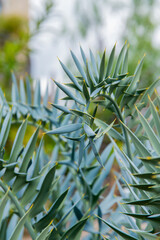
[
  {"x1": 105, "y1": 43, "x2": 116, "y2": 78},
  {"x1": 26, "y1": 76, "x2": 32, "y2": 105},
  {"x1": 53, "y1": 80, "x2": 85, "y2": 105},
  {"x1": 0, "y1": 111, "x2": 12, "y2": 150},
  {"x1": 148, "y1": 95, "x2": 160, "y2": 138},
  {"x1": 113, "y1": 42, "x2": 127, "y2": 78},
  {"x1": 83, "y1": 80, "x2": 90, "y2": 102},
  {"x1": 19, "y1": 127, "x2": 39, "y2": 172},
  {"x1": 136, "y1": 106, "x2": 160, "y2": 155},
  {"x1": 99, "y1": 49, "x2": 106, "y2": 83},
  {"x1": 20, "y1": 79, "x2": 26, "y2": 103},
  {"x1": 9, "y1": 205, "x2": 33, "y2": 240},
  {"x1": 80, "y1": 46, "x2": 87, "y2": 65},
  {"x1": 35, "y1": 223, "x2": 51, "y2": 240},
  {"x1": 59, "y1": 59, "x2": 82, "y2": 91},
  {"x1": 94, "y1": 118, "x2": 124, "y2": 141},
  {"x1": 50, "y1": 103, "x2": 71, "y2": 114},
  {"x1": 11, "y1": 72, "x2": 19, "y2": 102},
  {"x1": 90, "y1": 49, "x2": 98, "y2": 78},
  {"x1": 70, "y1": 50, "x2": 88, "y2": 85},
  {"x1": 30, "y1": 165, "x2": 56, "y2": 217},
  {"x1": 84, "y1": 124, "x2": 95, "y2": 138},
  {"x1": 34, "y1": 188, "x2": 69, "y2": 231},
  {"x1": 96, "y1": 216, "x2": 137, "y2": 240},
  {"x1": 61, "y1": 217, "x2": 89, "y2": 240},
  {"x1": 47, "y1": 123, "x2": 82, "y2": 135},
  {"x1": 9, "y1": 119, "x2": 27, "y2": 163},
  {"x1": 0, "y1": 188, "x2": 9, "y2": 223},
  {"x1": 89, "y1": 139, "x2": 104, "y2": 168},
  {"x1": 129, "y1": 229, "x2": 158, "y2": 240}
]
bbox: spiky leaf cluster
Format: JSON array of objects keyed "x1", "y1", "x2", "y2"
[{"x1": 1, "y1": 43, "x2": 160, "y2": 240}]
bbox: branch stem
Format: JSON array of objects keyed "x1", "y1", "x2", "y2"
[{"x1": 97, "y1": 94, "x2": 132, "y2": 160}]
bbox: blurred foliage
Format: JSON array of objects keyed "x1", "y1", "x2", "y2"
[
  {"x1": 0, "y1": 0, "x2": 54, "y2": 99},
  {"x1": 121, "y1": 0, "x2": 160, "y2": 87},
  {"x1": 0, "y1": 15, "x2": 29, "y2": 94}
]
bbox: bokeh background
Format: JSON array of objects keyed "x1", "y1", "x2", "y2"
[{"x1": 1, "y1": 0, "x2": 160, "y2": 97}]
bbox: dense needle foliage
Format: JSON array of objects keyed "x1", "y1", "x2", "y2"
[{"x1": 0, "y1": 43, "x2": 160, "y2": 239}]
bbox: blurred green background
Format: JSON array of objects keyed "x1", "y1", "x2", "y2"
[{"x1": 0, "y1": 0, "x2": 160, "y2": 96}]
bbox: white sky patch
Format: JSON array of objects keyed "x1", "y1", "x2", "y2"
[{"x1": 29, "y1": 0, "x2": 160, "y2": 96}]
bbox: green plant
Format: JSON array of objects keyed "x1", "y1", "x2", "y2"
[
  {"x1": 0, "y1": 112, "x2": 89, "y2": 239},
  {"x1": 99, "y1": 87, "x2": 160, "y2": 239},
  {"x1": 47, "y1": 43, "x2": 160, "y2": 239},
  {"x1": 0, "y1": 0, "x2": 54, "y2": 99},
  {"x1": 0, "y1": 72, "x2": 94, "y2": 239},
  {"x1": 0, "y1": 43, "x2": 160, "y2": 240}
]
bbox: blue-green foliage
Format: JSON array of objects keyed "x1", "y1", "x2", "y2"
[{"x1": 0, "y1": 43, "x2": 160, "y2": 239}]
